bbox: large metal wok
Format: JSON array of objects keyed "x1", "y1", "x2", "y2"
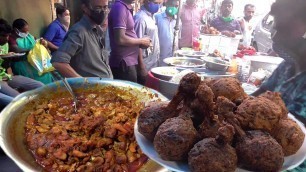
[{"x1": 0, "y1": 78, "x2": 168, "y2": 172}]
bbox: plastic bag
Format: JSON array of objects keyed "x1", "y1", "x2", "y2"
[{"x1": 27, "y1": 42, "x2": 54, "y2": 76}]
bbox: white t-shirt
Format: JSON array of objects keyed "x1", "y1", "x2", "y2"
[{"x1": 241, "y1": 18, "x2": 256, "y2": 46}]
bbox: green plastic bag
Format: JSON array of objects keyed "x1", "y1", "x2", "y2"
[{"x1": 27, "y1": 42, "x2": 55, "y2": 76}]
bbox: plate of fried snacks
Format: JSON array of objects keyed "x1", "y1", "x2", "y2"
[{"x1": 135, "y1": 73, "x2": 306, "y2": 172}]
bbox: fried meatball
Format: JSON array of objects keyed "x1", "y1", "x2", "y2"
[
  {"x1": 271, "y1": 118, "x2": 305, "y2": 156},
  {"x1": 235, "y1": 97, "x2": 282, "y2": 131},
  {"x1": 189, "y1": 125, "x2": 237, "y2": 172},
  {"x1": 259, "y1": 91, "x2": 288, "y2": 119},
  {"x1": 154, "y1": 115, "x2": 197, "y2": 161},
  {"x1": 138, "y1": 102, "x2": 177, "y2": 141},
  {"x1": 209, "y1": 78, "x2": 248, "y2": 103},
  {"x1": 236, "y1": 130, "x2": 284, "y2": 172}
]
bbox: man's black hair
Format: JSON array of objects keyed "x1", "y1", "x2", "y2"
[
  {"x1": 56, "y1": 4, "x2": 68, "y2": 17},
  {"x1": 244, "y1": 4, "x2": 255, "y2": 11},
  {"x1": 221, "y1": 0, "x2": 233, "y2": 6}
]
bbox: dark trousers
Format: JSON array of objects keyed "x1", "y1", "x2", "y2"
[{"x1": 111, "y1": 61, "x2": 137, "y2": 83}]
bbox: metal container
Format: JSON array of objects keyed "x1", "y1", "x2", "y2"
[
  {"x1": 150, "y1": 66, "x2": 180, "y2": 81},
  {"x1": 243, "y1": 55, "x2": 283, "y2": 73},
  {"x1": 0, "y1": 78, "x2": 168, "y2": 172},
  {"x1": 202, "y1": 57, "x2": 230, "y2": 71},
  {"x1": 163, "y1": 57, "x2": 206, "y2": 68}
]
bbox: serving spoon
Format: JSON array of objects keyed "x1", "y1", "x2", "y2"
[{"x1": 51, "y1": 71, "x2": 78, "y2": 113}]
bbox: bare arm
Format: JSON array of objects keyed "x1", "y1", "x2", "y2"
[
  {"x1": 9, "y1": 44, "x2": 29, "y2": 53},
  {"x1": 52, "y1": 62, "x2": 81, "y2": 78},
  {"x1": 138, "y1": 48, "x2": 146, "y2": 70},
  {"x1": 114, "y1": 28, "x2": 150, "y2": 48},
  {"x1": 46, "y1": 41, "x2": 59, "y2": 52}
]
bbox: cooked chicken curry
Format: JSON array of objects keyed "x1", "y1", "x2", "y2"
[{"x1": 25, "y1": 86, "x2": 147, "y2": 172}]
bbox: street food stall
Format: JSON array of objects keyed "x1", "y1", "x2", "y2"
[
  {"x1": 0, "y1": 1, "x2": 305, "y2": 172},
  {"x1": 146, "y1": 25, "x2": 284, "y2": 99},
  {"x1": 1, "y1": 75, "x2": 305, "y2": 172}
]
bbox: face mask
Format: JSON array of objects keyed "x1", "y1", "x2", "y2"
[
  {"x1": 222, "y1": 16, "x2": 233, "y2": 22},
  {"x1": 166, "y1": 7, "x2": 178, "y2": 16},
  {"x1": 89, "y1": 9, "x2": 106, "y2": 25},
  {"x1": 16, "y1": 29, "x2": 28, "y2": 38},
  {"x1": 147, "y1": 2, "x2": 160, "y2": 14}
]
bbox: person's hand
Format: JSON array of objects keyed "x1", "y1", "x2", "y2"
[
  {"x1": 40, "y1": 38, "x2": 48, "y2": 48},
  {"x1": 234, "y1": 30, "x2": 241, "y2": 35},
  {"x1": 221, "y1": 31, "x2": 236, "y2": 38},
  {"x1": 139, "y1": 37, "x2": 151, "y2": 49}
]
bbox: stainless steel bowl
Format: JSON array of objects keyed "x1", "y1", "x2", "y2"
[
  {"x1": 0, "y1": 78, "x2": 167, "y2": 172},
  {"x1": 151, "y1": 66, "x2": 179, "y2": 81},
  {"x1": 202, "y1": 57, "x2": 230, "y2": 71},
  {"x1": 163, "y1": 57, "x2": 205, "y2": 68}
]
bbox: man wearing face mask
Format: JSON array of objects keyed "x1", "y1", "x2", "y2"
[
  {"x1": 179, "y1": 0, "x2": 206, "y2": 48},
  {"x1": 43, "y1": 4, "x2": 70, "y2": 53},
  {"x1": 51, "y1": 0, "x2": 113, "y2": 78},
  {"x1": 133, "y1": 0, "x2": 162, "y2": 84},
  {"x1": 252, "y1": 3, "x2": 306, "y2": 171},
  {"x1": 210, "y1": 0, "x2": 242, "y2": 35},
  {"x1": 108, "y1": 0, "x2": 151, "y2": 83},
  {"x1": 155, "y1": 0, "x2": 180, "y2": 66}
]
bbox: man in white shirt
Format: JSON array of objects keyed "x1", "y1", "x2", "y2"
[
  {"x1": 134, "y1": 0, "x2": 162, "y2": 84},
  {"x1": 239, "y1": 4, "x2": 256, "y2": 47}
]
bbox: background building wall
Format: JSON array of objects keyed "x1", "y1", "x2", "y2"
[{"x1": 0, "y1": 0, "x2": 64, "y2": 37}]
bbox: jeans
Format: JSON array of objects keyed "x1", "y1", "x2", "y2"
[{"x1": 0, "y1": 75, "x2": 44, "y2": 110}]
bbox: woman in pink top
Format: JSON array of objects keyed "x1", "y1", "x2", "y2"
[{"x1": 179, "y1": 0, "x2": 206, "y2": 48}]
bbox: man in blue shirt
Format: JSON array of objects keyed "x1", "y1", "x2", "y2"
[
  {"x1": 44, "y1": 4, "x2": 70, "y2": 53},
  {"x1": 155, "y1": 0, "x2": 180, "y2": 66},
  {"x1": 134, "y1": 0, "x2": 162, "y2": 84}
]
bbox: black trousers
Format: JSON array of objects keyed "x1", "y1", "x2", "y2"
[{"x1": 111, "y1": 61, "x2": 137, "y2": 83}]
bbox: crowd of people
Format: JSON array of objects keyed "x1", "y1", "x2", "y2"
[
  {"x1": 0, "y1": 0, "x2": 306, "y2": 170},
  {"x1": 0, "y1": 0, "x2": 258, "y2": 107}
]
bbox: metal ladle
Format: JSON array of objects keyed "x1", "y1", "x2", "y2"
[
  {"x1": 51, "y1": 71, "x2": 78, "y2": 113},
  {"x1": 62, "y1": 78, "x2": 78, "y2": 113}
]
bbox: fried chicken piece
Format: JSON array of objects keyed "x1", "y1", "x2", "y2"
[
  {"x1": 189, "y1": 81, "x2": 215, "y2": 126},
  {"x1": 224, "y1": 117, "x2": 284, "y2": 172},
  {"x1": 271, "y1": 118, "x2": 305, "y2": 156},
  {"x1": 192, "y1": 82, "x2": 224, "y2": 138},
  {"x1": 153, "y1": 112, "x2": 197, "y2": 161},
  {"x1": 138, "y1": 101, "x2": 176, "y2": 141},
  {"x1": 198, "y1": 117, "x2": 223, "y2": 139},
  {"x1": 208, "y1": 78, "x2": 248, "y2": 103},
  {"x1": 188, "y1": 124, "x2": 237, "y2": 172},
  {"x1": 138, "y1": 73, "x2": 201, "y2": 141},
  {"x1": 259, "y1": 91, "x2": 288, "y2": 119},
  {"x1": 215, "y1": 96, "x2": 236, "y2": 119},
  {"x1": 235, "y1": 97, "x2": 282, "y2": 131},
  {"x1": 168, "y1": 72, "x2": 201, "y2": 110},
  {"x1": 236, "y1": 130, "x2": 284, "y2": 172}
]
